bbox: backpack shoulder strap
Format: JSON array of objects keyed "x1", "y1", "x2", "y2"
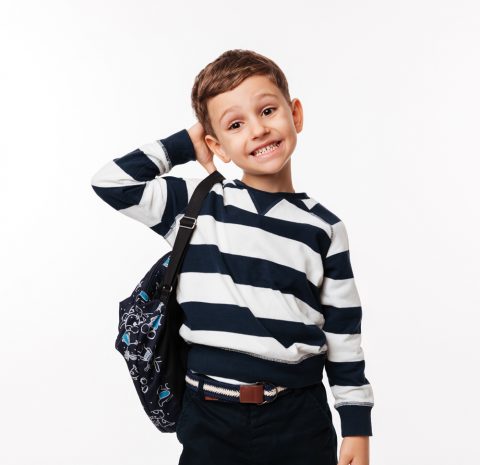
[{"x1": 160, "y1": 170, "x2": 225, "y2": 294}]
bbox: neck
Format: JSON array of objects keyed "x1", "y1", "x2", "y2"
[{"x1": 241, "y1": 160, "x2": 295, "y2": 193}]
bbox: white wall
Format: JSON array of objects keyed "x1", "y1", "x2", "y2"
[{"x1": 1, "y1": 0, "x2": 479, "y2": 464}]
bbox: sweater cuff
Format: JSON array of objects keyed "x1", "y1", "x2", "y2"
[
  {"x1": 336, "y1": 405, "x2": 373, "y2": 437},
  {"x1": 158, "y1": 129, "x2": 196, "y2": 168}
]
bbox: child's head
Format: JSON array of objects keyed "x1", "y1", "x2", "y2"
[{"x1": 191, "y1": 49, "x2": 303, "y2": 178}]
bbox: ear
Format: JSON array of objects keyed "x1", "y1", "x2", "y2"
[
  {"x1": 204, "y1": 135, "x2": 231, "y2": 163},
  {"x1": 290, "y1": 98, "x2": 303, "y2": 134}
]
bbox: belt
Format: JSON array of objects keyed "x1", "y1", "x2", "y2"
[{"x1": 185, "y1": 370, "x2": 289, "y2": 404}]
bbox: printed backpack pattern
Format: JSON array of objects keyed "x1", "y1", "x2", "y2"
[{"x1": 114, "y1": 251, "x2": 188, "y2": 433}]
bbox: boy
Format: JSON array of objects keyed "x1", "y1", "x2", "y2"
[{"x1": 91, "y1": 49, "x2": 374, "y2": 465}]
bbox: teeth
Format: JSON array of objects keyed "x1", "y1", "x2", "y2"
[{"x1": 252, "y1": 141, "x2": 280, "y2": 156}]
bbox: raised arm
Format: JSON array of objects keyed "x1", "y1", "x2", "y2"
[
  {"x1": 90, "y1": 129, "x2": 201, "y2": 246},
  {"x1": 319, "y1": 218, "x2": 375, "y2": 437}
]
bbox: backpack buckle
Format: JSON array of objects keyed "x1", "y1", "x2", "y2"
[{"x1": 180, "y1": 215, "x2": 197, "y2": 229}]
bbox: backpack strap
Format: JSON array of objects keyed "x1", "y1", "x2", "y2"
[{"x1": 160, "y1": 170, "x2": 225, "y2": 296}]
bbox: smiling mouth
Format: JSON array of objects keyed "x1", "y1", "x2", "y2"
[{"x1": 249, "y1": 140, "x2": 282, "y2": 157}]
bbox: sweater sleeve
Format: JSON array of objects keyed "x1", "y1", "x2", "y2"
[
  {"x1": 319, "y1": 219, "x2": 374, "y2": 437},
  {"x1": 90, "y1": 128, "x2": 201, "y2": 247}
]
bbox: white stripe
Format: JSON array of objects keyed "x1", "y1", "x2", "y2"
[
  {"x1": 330, "y1": 383, "x2": 374, "y2": 407},
  {"x1": 120, "y1": 177, "x2": 169, "y2": 227},
  {"x1": 163, "y1": 212, "x2": 186, "y2": 246},
  {"x1": 323, "y1": 331, "x2": 365, "y2": 362},
  {"x1": 91, "y1": 160, "x2": 143, "y2": 189},
  {"x1": 328, "y1": 220, "x2": 349, "y2": 257},
  {"x1": 265, "y1": 199, "x2": 332, "y2": 234},
  {"x1": 189, "y1": 214, "x2": 325, "y2": 286},
  {"x1": 176, "y1": 271, "x2": 325, "y2": 327},
  {"x1": 320, "y1": 277, "x2": 361, "y2": 308},
  {"x1": 195, "y1": 371, "x2": 257, "y2": 385},
  {"x1": 222, "y1": 179, "x2": 237, "y2": 188},
  {"x1": 221, "y1": 184, "x2": 257, "y2": 213},
  {"x1": 184, "y1": 177, "x2": 204, "y2": 200},
  {"x1": 179, "y1": 327, "x2": 328, "y2": 363},
  {"x1": 139, "y1": 140, "x2": 170, "y2": 172}
]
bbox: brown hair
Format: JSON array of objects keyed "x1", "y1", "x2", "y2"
[{"x1": 191, "y1": 49, "x2": 292, "y2": 138}]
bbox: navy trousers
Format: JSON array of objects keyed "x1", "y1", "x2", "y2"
[{"x1": 175, "y1": 376, "x2": 338, "y2": 465}]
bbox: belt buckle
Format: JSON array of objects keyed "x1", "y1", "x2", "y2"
[{"x1": 258, "y1": 383, "x2": 278, "y2": 405}]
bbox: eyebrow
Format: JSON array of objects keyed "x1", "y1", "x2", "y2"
[{"x1": 219, "y1": 92, "x2": 279, "y2": 124}]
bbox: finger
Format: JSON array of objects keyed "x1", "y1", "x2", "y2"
[
  {"x1": 350, "y1": 456, "x2": 368, "y2": 465},
  {"x1": 337, "y1": 455, "x2": 351, "y2": 465}
]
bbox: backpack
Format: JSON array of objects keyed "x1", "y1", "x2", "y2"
[{"x1": 114, "y1": 170, "x2": 225, "y2": 432}]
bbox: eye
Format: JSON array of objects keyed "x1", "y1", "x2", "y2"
[
  {"x1": 227, "y1": 121, "x2": 241, "y2": 131},
  {"x1": 262, "y1": 107, "x2": 276, "y2": 116}
]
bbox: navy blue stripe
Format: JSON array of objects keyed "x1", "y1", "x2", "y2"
[
  {"x1": 187, "y1": 344, "x2": 327, "y2": 388},
  {"x1": 309, "y1": 203, "x2": 340, "y2": 227},
  {"x1": 150, "y1": 176, "x2": 189, "y2": 237},
  {"x1": 91, "y1": 183, "x2": 146, "y2": 211},
  {"x1": 323, "y1": 250, "x2": 354, "y2": 280},
  {"x1": 234, "y1": 179, "x2": 309, "y2": 199},
  {"x1": 181, "y1": 244, "x2": 322, "y2": 310},
  {"x1": 324, "y1": 359, "x2": 369, "y2": 386},
  {"x1": 114, "y1": 148, "x2": 160, "y2": 181},
  {"x1": 321, "y1": 305, "x2": 362, "y2": 334},
  {"x1": 151, "y1": 220, "x2": 172, "y2": 237},
  {"x1": 181, "y1": 301, "x2": 327, "y2": 348},
  {"x1": 158, "y1": 128, "x2": 197, "y2": 166}
]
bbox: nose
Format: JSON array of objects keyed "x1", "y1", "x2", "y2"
[{"x1": 249, "y1": 116, "x2": 269, "y2": 139}]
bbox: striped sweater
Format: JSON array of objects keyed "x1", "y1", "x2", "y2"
[{"x1": 91, "y1": 128, "x2": 375, "y2": 437}]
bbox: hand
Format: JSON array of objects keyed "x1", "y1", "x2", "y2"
[
  {"x1": 187, "y1": 122, "x2": 217, "y2": 174},
  {"x1": 338, "y1": 436, "x2": 370, "y2": 465}
]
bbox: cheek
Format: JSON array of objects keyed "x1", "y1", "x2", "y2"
[
  {"x1": 222, "y1": 141, "x2": 247, "y2": 160},
  {"x1": 275, "y1": 114, "x2": 295, "y2": 133},
  {"x1": 232, "y1": 140, "x2": 248, "y2": 155},
  {"x1": 220, "y1": 140, "x2": 236, "y2": 155},
  {"x1": 280, "y1": 132, "x2": 297, "y2": 155}
]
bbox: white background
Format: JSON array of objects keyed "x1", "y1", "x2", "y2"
[{"x1": 1, "y1": 1, "x2": 479, "y2": 464}]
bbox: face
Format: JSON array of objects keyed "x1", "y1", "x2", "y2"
[{"x1": 204, "y1": 74, "x2": 303, "y2": 177}]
